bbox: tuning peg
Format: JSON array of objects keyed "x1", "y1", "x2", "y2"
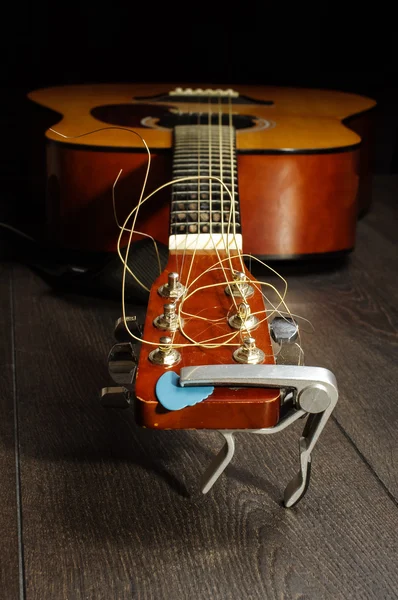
[
  {"x1": 228, "y1": 302, "x2": 259, "y2": 331},
  {"x1": 148, "y1": 336, "x2": 181, "y2": 366},
  {"x1": 100, "y1": 386, "x2": 131, "y2": 409},
  {"x1": 153, "y1": 302, "x2": 181, "y2": 331},
  {"x1": 158, "y1": 272, "x2": 185, "y2": 300},
  {"x1": 107, "y1": 342, "x2": 137, "y2": 389},
  {"x1": 270, "y1": 317, "x2": 301, "y2": 366},
  {"x1": 233, "y1": 336, "x2": 265, "y2": 364},
  {"x1": 114, "y1": 316, "x2": 143, "y2": 343},
  {"x1": 225, "y1": 271, "x2": 254, "y2": 298},
  {"x1": 270, "y1": 317, "x2": 299, "y2": 344}
]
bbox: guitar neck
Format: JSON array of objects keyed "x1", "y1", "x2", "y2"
[{"x1": 169, "y1": 124, "x2": 242, "y2": 251}]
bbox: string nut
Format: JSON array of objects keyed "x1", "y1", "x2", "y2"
[
  {"x1": 149, "y1": 336, "x2": 181, "y2": 367},
  {"x1": 158, "y1": 272, "x2": 186, "y2": 300},
  {"x1": 233, "y1": 336, "x2": 265, "y2": 364}
]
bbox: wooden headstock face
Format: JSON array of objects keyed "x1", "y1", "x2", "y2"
[{"x1": 134, "y1": 250, "x2": 280, "y2": 430}]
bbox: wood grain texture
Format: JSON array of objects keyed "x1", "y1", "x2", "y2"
[
  {"x1": 28, "y1": 83, "x2": 376, "y2": 150},
  {"x1": 135, "y1": 251, "x2": 279, "y2": 430},
  {"x1": 45, "y1": 142, "x2": 362, "y2": 257},
  {"x1": 0, "y1": 265, "x2": 19, "y2": 599},
  {"x1": 28, "y1": 82, "x2": 375, "y2": 258},
  {"x1": 46, "y1": 142, "x2": 171, "y2": 251},
  {"x1": 253, "y1": 175, "x2": 398, "y2": 500},
  {"x1": 3, "y1": 174, "x2": 397, "y2": 599},
  {"x1": 238, "y1": 150, "x2": 360, "y2": 256}
]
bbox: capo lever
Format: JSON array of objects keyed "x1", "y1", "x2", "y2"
[{"x1": 180, "y1": 364, "x2": 338, "y2": 507}]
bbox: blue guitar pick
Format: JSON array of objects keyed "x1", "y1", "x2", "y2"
[{"x1": 156, "y1": 371, "x2": 214, "y2": 411}]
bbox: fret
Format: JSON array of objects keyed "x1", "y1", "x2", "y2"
[
  {"x1": 173, "y1": 159, "x2": 237, "y2": 165},
  {"x1": 173, "y1": 162, "x2": 236, "y2": 167},
  {"x1": 172, "y1": 182, "x2": 238, "y2": 188},
  {"x1": 171, "y1": 188, "x2": 239, "y2": 195},
  {"x1": 173, "y1": 166, "x2": 236, "y2": 172},
  {"x1": 171, "y1": 210, "x2": 240, "y2": 219},
  {"x1": 171, "y1": 200, "x2": 239, "y2": 209},
  {"x1": 173, "y1": 150, "x2": 235, "y2": 156},
  {"x1": 170, "y1": 223, "x2": 241, "y2": 234},
  {"x1": 173, "y1": 171, "x2": 235, "y2": 180},
  {"x1": 173, "y1": 155, "x2": 235, "y2": 161},
  {"x1": 173, "y1": 146, "x2": 233, "y2": 151}
]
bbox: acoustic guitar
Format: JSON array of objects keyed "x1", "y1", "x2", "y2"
[
  {"x1": 28, "y1": 84, "x2": 344, "y2": 505},
  {"x1": 89, "y1": 89, "x2": 342, "y2": 506},
  {"x1": 28, "y1": 83, "x2": 376, "y2": 259}
]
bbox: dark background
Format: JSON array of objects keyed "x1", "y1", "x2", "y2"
[{"x1": 3, "y1": 4, "x2": 398, "y2": 222}]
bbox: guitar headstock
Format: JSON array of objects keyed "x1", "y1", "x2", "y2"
[{"x1": 134, "y1": 250, "x2": 281, "y2": 430}]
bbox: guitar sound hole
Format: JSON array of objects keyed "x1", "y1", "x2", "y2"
[
  {"x1": 157, "y1": 113, "x2": 256, "y2": 130},
  {"x1": 91, "y1": 103, "x2": 169, "y2": 127},
  {"x1": 91, "y1": 104, "x2": 257, "y2": 130}
]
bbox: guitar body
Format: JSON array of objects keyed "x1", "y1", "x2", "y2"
[{"x1": 28, "y1": 83, "x2": 376, "y2": 258}]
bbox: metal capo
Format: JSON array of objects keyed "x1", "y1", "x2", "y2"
[
  {"x1": 101, "y1": 317, "x2": 338, "y2": 507},
  {"x1": 179, "y1": 364, "x2": 338, "y2": 507}
]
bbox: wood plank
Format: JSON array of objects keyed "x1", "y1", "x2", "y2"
[
  {"x1": 13, "y1": 264, "x2": 398, "y2": 599},
  {"x1": 0, "y1": 264, "x2": 20, "y2": 599},
  {"x1": 256, "y1": 174, "x2": 398, "y2": 501}
]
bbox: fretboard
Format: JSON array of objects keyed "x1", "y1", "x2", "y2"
[{"x1": 169, "y1": 124, "x2": 242, "y2": 251}]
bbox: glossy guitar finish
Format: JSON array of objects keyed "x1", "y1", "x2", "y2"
[
  {"x1": 28, "y1": 83, "x2": 376, "y2": 258},
  {"x1": 134, "y1": 251, "x2": 280, "y2": 430},
  {"x1": 87, "y1": 87, "x2": 344, "y2": 507}
]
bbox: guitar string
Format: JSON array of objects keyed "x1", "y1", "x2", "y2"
[
  {"x1": 224, "y1": 98, "x2": 300, "y2": 348},
  {"x1": 208, "y1": 96, "x2": 251, "y2": 337},
  {"x1": 49, "y1": 124, "x2": 239, "y2": 345},
  {"x1": 225, "y1": 96, "x2": 253, "y2": 339},
  {"x1": 170, "y1": 96, "x2": 205, "y2": 351},
  {"x1": 180, "y1": 97, "x2": 242, "y2": 330},
  {"x1": 111, "y1": 119, "x2": 304, "y2": 358},
  {"x1": 49, "y1": 126, "x2": 153, "y2": 294},
  {"x1": 50, "y1": 124, "x2": 300, "y2": 352},
  {"x1": 178, "y1": 278, "x2": 291, "y2": 350},
  {"x1": 49, "y1": 124, "x2": 303, "y2": 358},
  {"x1": 118, "y1": 186, "x2": 303, "y2": 353},
  {"x1": 207, "y1": 97, "x2": 238, "y2": 301},
  {"x1": 116, "y1": 179, "x2": 292, "y2": 350},
  {"x1": 205, "y1": 97, "x2": 239, "y2": 302},
  {"x1": 210, "y1": 97, "x2": 242, "y2": 313},
  {"x1": 179, "y1": 92, "x2": 210, "y2": 289},
  {"x1": 169, "y1": 95, "x2": 241, "y2": 347},
  {"x1": 117, "y1": 174, "x2": 244, "y2": 348},
  {"x1": 181, "y1": 97, "x2": 206, "y2": 292},
  {"x1": 112, "y1": 168, "x2": 162, "y2": 284},
  {"x1": 228, "y1": 96, "x2": 246, "y2": 276},
  {"x1": 179, "y1": 98, "x2": 243, "y2": 341},
  {"x1": 107, "y1": 130, "x2": 296, "y2": 347},
  {"x1": 177, "y1": 252, "x2": 293, "y2": 346},
  {"x1": 199, "y1": 96, "x2": 243, "y2": 324},
  {"x1": 177, "y1": 99, "x2": 247, "y2": 351}
]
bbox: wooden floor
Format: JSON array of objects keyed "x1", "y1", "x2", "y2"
[{"x1": 1, "y1": 175, "x2": 397, "y2": 600}]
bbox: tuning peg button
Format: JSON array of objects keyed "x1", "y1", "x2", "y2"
[
  {"x1": 100, "y1": 386, "x2": 131, "y2": 408},
  {"x1": 108, "y1": 342, "x2": 137, "y2": 389},
  {"x1": 270, "y1": 317, "x2": 299, "y2": 344},
  {"x1": 114, "y1": 316, "x2": 142, "y2": 343}
]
